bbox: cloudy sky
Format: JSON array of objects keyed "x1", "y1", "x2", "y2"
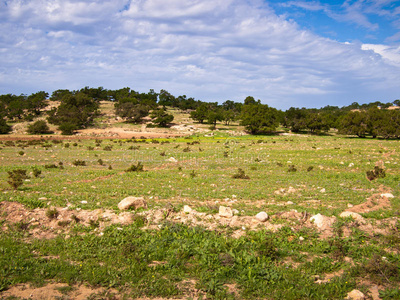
[{"x1": 0, "y1": 0, "x2": 399, "y2": 109}]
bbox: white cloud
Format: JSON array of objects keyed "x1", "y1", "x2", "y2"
[{"x1": 0, "y1": 0, "x2": 399, "y2": 109}]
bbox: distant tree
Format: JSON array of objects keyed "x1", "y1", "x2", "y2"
[
  {"x1": 0, "y1": 117, "x2": 12, "y2": 134},
  {"x1": 283, "y1": 107, "x2": 308, "y2": 132},
  {"x1": 115, "y1": 102, "x2": 149, "y2": 123},
  {"x1": 207, "y1": 108, "x2": 224, "y2": 130},
  {"x1": 47, "y1": 92, "x2": 99, "y2": 134},
  {"x1": 158, "y1": 90, "x2": 176, "y2": 107},
  {"x1": 27, "y1": 91, "x2": 48, "y2": 115},
  {"x1": 190, "y1": 103, "x2": 209, "y2": 123},
  {"x1": 305, "y1": 111, "x2": 330, "y2": 133},
  {"x1": 27, "y1": 120, "x2": 51, "y2": 134},
  {"x1": 338, "y1": 111, "x2": 368, "y2": 137},
  {"x1": 150, "y1": 108, "x2": 174, "y2": 127},
  {"x1": 240, "y1": 103, "x2": 280, "y2": 134}
]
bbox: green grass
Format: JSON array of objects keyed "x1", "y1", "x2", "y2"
[{"x1": 0, "y1": 134, "x2": 399, "y2": 298}]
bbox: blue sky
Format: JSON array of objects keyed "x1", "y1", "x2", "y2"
[{"x1": 0, "y1": 0, "x2": 399, "y2": 109}]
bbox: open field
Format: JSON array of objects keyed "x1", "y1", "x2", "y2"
[{"x1": 1, "y1": 133, "x2": 400, "y2": 299}]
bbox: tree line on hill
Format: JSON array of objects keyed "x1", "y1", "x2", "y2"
[{"x1": 0, "y1": 86, "x2": 399, "y2": 138}]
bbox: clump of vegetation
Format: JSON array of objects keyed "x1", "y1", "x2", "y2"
[
  {"x1": 183, "y1": 146, "x2": 190, "y2": 152},
  {"x1": 307, "y1": 166, "x2": 314, "y2": 172},
  {"x1": 126, "y1": 162, "x2": 144, "y2": 172},
  {"x1": 32, "y1": 166, "x2": 42, "y2": 178},
  {"x1": 27, "y1": 120, "x2": 51, "y2": 134},
  {"x1": 97, "y1": 159, "x2": 104, "y2": 165},
  {"x1": 44, "y1": 164, "x2": 58, "y2": 169},
  {"x1": 18, "y1": 150, "x2": 24, "y2": 156},
  {"x1": 366, "y1": 166, "x2": 386, "y2": 181},
  {"x1": 288, "y1": 165, "x2": 297, "y2": 172},
  {"x1": 45, "y1": 208, "x2": 59, "y2": 219},
  {"x1": 87, "y1": 146, "x2": 94, "y2": 150},
  {"x1": 0, "y1": 117, "x2": 12, "y2": 134},
  {"x1": 232, "y1": 168, "x2": 250, "y2": 179},
  {"x1": 189, "y1": 170, "x2": 197, "y2": 178},
  {"x1": 72, "y1": 159, "x2": 86, "y2": 166},
  {"x1": 7, "y1": 168, "x2": 29, "y2": 190},
  {"x1": 103, "y1": 145, "x2": 112, "y2": 151},
  {"x1": 131, "y1": 214, "x2": 147, "y2": 227},
  {"x1": 160, "y1": 151, "x2": 166, "y2": 156}
]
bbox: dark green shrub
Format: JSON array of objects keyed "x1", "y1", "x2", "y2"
[
  {"x1": 0, "y1": 118, "x2": 11, "y2": 134},
  {"x1": 126, "y1": 162, "x2": 144, "y2": 172},
  {"x1": 232, "y1": 168, "x2": 250, "y2": 179},
  {"x1": 59, "y1": 122, "x2": 77, "y2": 135},
  {"x1": 27, "y1": 120, "x2": 51, "y2": 134},
  {"x1": 97, "y1": 159, "x2": 104, "y2": 165},
  {"x1": 45, "y1": 208, "x2": 59, "y2": 219},
  {"x1": 7, "y1": 169, "x2": 29, "y2": 190},
  {"x1": 18, "y1": 151, "x2": 24, "y2": 156},
  {"x1": 32, "y1": 166, "x2": 42, "y2": 178},
  {"x1": 367, "y1": 166, "x2": 386, "y2": 181},
  {"x1": 288, "y1": 165, "x2": 297, "y2": 172},
  {"x1": 72, "y1": 159, "x2": 86, "y2": 166}
]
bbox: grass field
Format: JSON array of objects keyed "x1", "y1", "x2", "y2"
[{"x1": 1, "y1": 133, "x2": 400, "y2": 299}]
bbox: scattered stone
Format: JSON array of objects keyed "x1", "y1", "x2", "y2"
[
  {"x1": 347, "y1": 203, "x2": 353, "y2": 208},
  {"x1": 310, "y1": 214, "x2": 336, "y2": 230},
  {"x1": 340, "y1": 211, "x2": 364, "y2": 222},
  {"x1": 255, "y1": 212, "x2": 269, "y2": 222},
  {"x1": 381, "y1": 193, "x2": 394, "y2": 198},
  {"x1": 346, "y1": 289, "x2": 365, "y2": 300},
  {"x1": 183, "y1": 205, "x2": 192, "y2": 214},
  {"x1": 81, "y1": 201, "x2": 87, "y2": 204},
  {"x1": 232, "y1": 209, "x2": 239, "y2": 215},
  {"x1": 320, "y1": 188, "x2": 326, "y2": 193},
  {"x1": 286, "y1": 201, "x2": 294, "y2": 205},
  {"x1": 299, "y1": 236, "x2": 304, "y2": 241},
  {"x1": 219, "y1": 206, "x2": 233, "y2": 218},
  {"x1": 348, "y1": 163, "x2": 354, "y2": 167},
  {"x1": 38, "y1": 197, "x2": 47, "y2": 201},
  {"x1": 118, "y1": 197, "x2": 147, "y2": 210},
  {"x1": 167, "y1": 157, "x2": 178, "y2": 162}
]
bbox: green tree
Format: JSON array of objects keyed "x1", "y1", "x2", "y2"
[
  {"x1": 150, "y1": 108, "x2": 174, "y2": 127},
  {"x1": 27, "y1": 91, "x2": 48, "y2": 115},
  {"x1": 338, "y1": 111, "x2": 368, "y2": 137},
  {"x1": 240, "y1": 103, "x2": 280, "y2": 134},
  {"x1": 0, "y1": 117, "x2": 12, "y2": 134},
  {"x1": 27, "y1": 120, "x2": 51, "y2": 134},
  {"x1": 190, "y1": 103, "x2": 209, "y2": 123},
  {"x1": 115, "y1": 102, "x2": 149, "y2": 123}
]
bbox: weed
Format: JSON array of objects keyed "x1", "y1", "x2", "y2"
[
  {"x1": 183, "y1": 146, "x2": 190, "y2": 152},
  {"x1": 64, "y1": 143, "x2": 70, "y2": 148},
  {"x1": 367, "y1": 166, "x2": 386, "y2": 181},
  {"x1": 46, "y1": 208, "x2": 59, "y2": 219},
  {"x1": 126, "y1": 162, "x2": 144, "y2": 172},
  {"x1": 97, "y1": 159, "x2": 104, "y2": 165},
  {"x1": 87, "y1": 146, "x2": 94, "y2": 150},
  {"x1": 7, "y1": 168, "x2": 29, "y2": 190},
  {"x1": 379, "y1": 287, "x2": 400, "y2": 299},
  {"x1": 108, "y1": 165, "x2": 113, "y2": 170},
  {"x1": 89, "y1": 219, "x2": 100, "y2": 228},
  {"x1": 232, "y1": 168, "x2": 250, "y2": 179},
  {"x1": 160, "y1": 151, "x2": 166, "y2": 156},
  {"x1": 287, "y1": 165, "x2": 297, "y2": 172},
  {"x1": 307, "y1": 166, "x2": 314, "y2": 172},
  {"x1": 32, "y1": 166, "x2": 42, "y2": 178},
  {"x1": 103, "y1": 145, "x2": 113, "y2": 151},
  {"x1": 72, "y1": 159, "x2": 86, "y2": 166},
  {"x1": 57, "y1": 220, "x2": 71, "y2": 227},
  {"x1": 18, "y1": 150, "x2": 24, "y2": 156},
  {"x1": 189, "y1": 170, "x2": 197, "y2": 178},
  {"x1": 131, "y1": 214, "x2": 147, "y2": 227},
  {"x1": 12, "y1": 221, "x2": 30, "y2": 231},
  {"x1": 71, "y1": 214, "x2": 80, "y2": 223},
  {"x1": 44, "y1": 164, "x2": 58, "y2": 169}
]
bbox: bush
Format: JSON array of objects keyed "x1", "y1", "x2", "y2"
[
  {"x1": 72, "y1": 159, "x2": 86, "y2": 166},
  {"x1": 7, "y1": 169, "x2": 29, "y2": 190},
  {"x1": 126, "y1": 162, "x2": 144, "y2": 172},
  {"x1": 58, "y1": 122, "x2": 77, "y2": 135},
  {"x1": 27, "y1": 120, "x2": 51, "y2": 134},
  {"x1": 367, "y1": 166, "x2": 386, "y2": 181},
  {"x1": 232, "y1": 168, "x2": 250, "y2": 179},
  {"x1": 0, "y1": 118, "x2": 12, "y2": 134},
  {"x1": 32, "y1": 166, "x2": 42, "y2": 178}
]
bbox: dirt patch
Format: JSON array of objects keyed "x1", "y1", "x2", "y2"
[
  {"x1": 346, "y1": 193, "x2": 392, "y2": 214},
  {"x1": 0, "y1": 282, "x2": 108, "y2": 300}
]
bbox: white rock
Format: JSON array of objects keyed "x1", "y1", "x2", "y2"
[
  {"x1": 219, "y1": 206, "x2": 233, "y2": 218},
  {"x1": 299, "y1": 236, "x2": 304, "y2": 241},
  {"x1": 167, "y1": 157, "x2": 178, "y2": 162},
  {"x1": 81, "y1": 201, "x2": 87, "y2": 204},
  {"x1": 232, "y1": 209, "x2": 239, "y2": 215},
  {"x1": 339, "y1": 211, "x2": 364, "y2": 222},
  {"x1": 320, "y1": 188, "x2": 326, "y2": 193},
  {"x1": 346, "y1": 289, "x2": 365, "y2": 300},
  {"x1": 348, "y1": 163, "x2": 354, "y2": 167},
  {"x1": 118, "y1": 196, "x2": 147, "y2": 210},
  {"x1": 183, "y1": 205, "x2": 192, "y2": 214},
  {"x1": 347, "y1": 203, "x2": 353, "y2": 208},
  {"x1": 286, "y1": 201, "x2": 294, "y2": 205},
  {"x1": 310, "y1": 214, "x2": 336, "y2": 230},
  {"x1": 255, "y1": 212, "x2": 269, "y2": 222},
  {"x1": 381, "y1": 193, "x2": 394, "y2": 198}
]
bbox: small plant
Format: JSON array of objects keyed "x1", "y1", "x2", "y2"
[
  {"x1": 132, "y1": 214, "x2": 147, "y2": 227},
  {"x1": 232, "y1": 168, "x2": 250, "y2": 179},
  {"x1": 87, "y1": 146, "x2": 94, "y2": 150},
  {"x1": 366, "y1": 166, "x2": 386, "y2": 181},
  {"x1": 103, "y1": 145, "x2": 113, "y2": 151},
  {"x1": 223, "y1": 151, "x2": 228, "y2": 157},
  {"x1": 89, "y1": 219, "x2": 100, "y2": 228},
  {"x1": 72, "y1": 159, "x2": 86, "y2": 166},
  {"x1": 57, "y1": 220, "x2": 71, "y2": 227},
  {"x1": 126, "y1": 162, "x2": 144, "y2": 172},
  {"x1": 178, "y1": 166, "x2": 182, "y2": 171},
  {"x1": 7, "y1": 168, "x2": 29, "y2": 190},
  {"x1": 18, "y1": 150, "x2": 24, "y2": 156},
  {"x1": 183, "y1": 146, "x2": 190, "y2": 152},
  {"x1": 71, "y1": 214, "x2": 80, "y2": 223},
  {"x1": 160, "y1": 151, "x2": 166, "y2": 156},
  {"x1": 307, "y1": 166, "x2": 314, "y2": 172},
  {"x1": 108, "y1": 165, "x2": 113, "y2": 170},
  {"x1": 64, "y1": 143, "x2": 70, "y2": 148},
  {"x1": 12, "y1": 221, "x2": 30, "y2": 231},
  {"x1": 46, "y1": 208, "x2": 59, "y2": 219},
  {"x1": 288, "y1": 165, "x2": 297, "y2": 172},
  {"x1": 44, "y1": 164, "x2": 58, "y2": 169},
  {"x1": 189, "y1": 170, "x2": 197, "y2": 178},
  {"x1": 128, "y1": 145, "x2": 140, "y2": 150},
  {"x1": 32, "y1": 166, "x2": 42, "y2": 178},
  {"x1": 98, "y1": 159, "x2": 104, "y2": 165}
]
